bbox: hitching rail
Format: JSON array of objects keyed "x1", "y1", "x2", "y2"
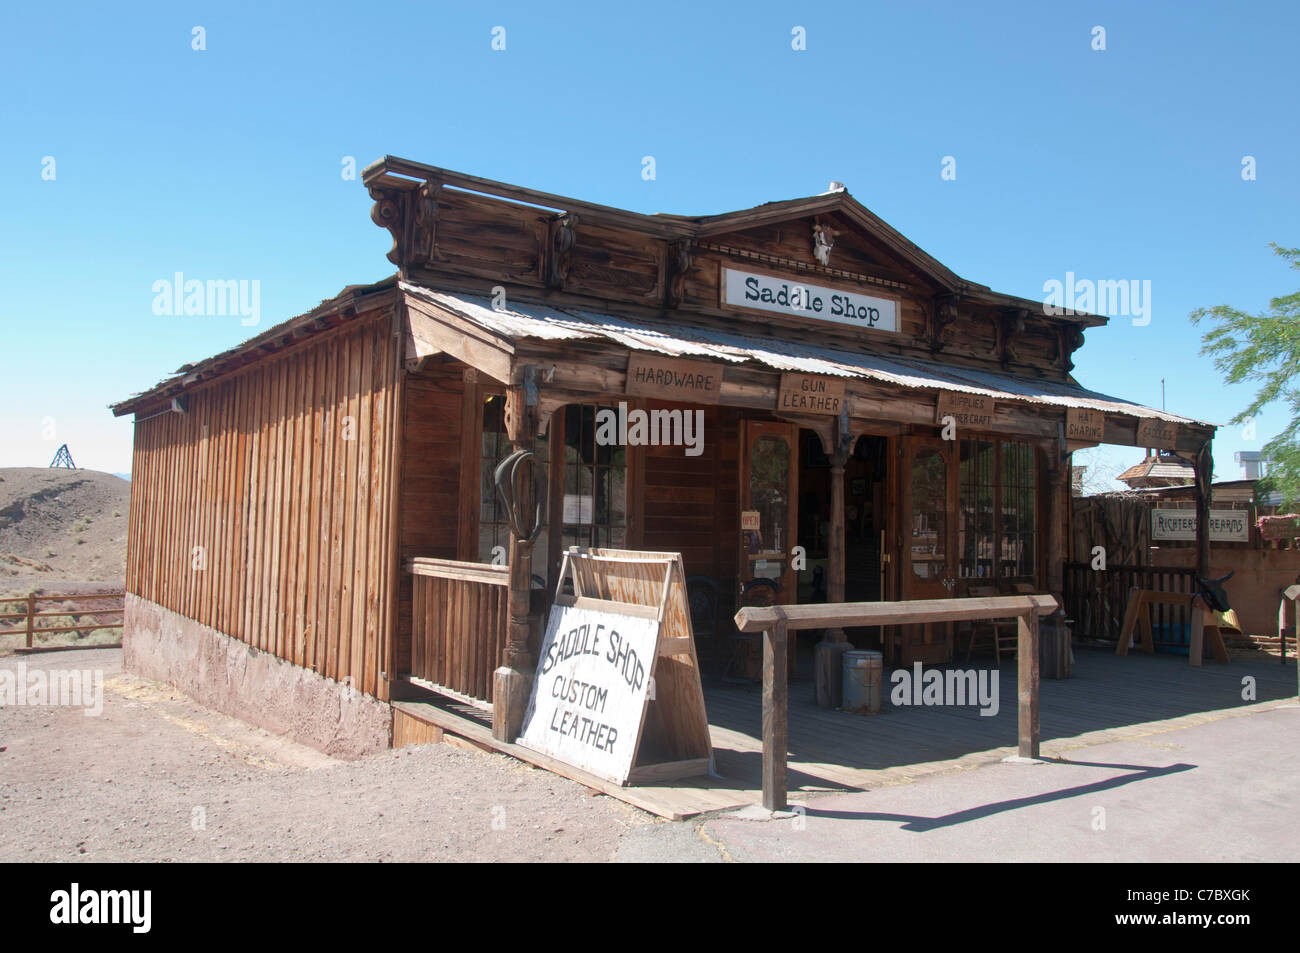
[{"x1": 734, "y1": 594, "x2": 1059, "y2": 811}]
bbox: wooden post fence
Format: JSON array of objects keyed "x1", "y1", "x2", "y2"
[
  {"x1": 736, "y1": 593, "x2": 1058, "y2": 811},
  {"x1": 0, "y1": 590, "x2": 124, "y2": 652}
]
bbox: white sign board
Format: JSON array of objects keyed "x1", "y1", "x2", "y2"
[
  {"x1": 1151, "y1": 508, "x2": 1251, "y2": 543},
  {"x1": 722, "y1": 267, "x2": 898, "y2": 332},
  {"x1": 517, "y1": 603, "x2": 660, "y2": 785}
]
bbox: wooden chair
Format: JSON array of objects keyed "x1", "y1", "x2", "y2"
[
  {"x1": 685, "y1": 576, "x2": 720, "y2": 669},
  {"x1": 962, "y1": 585, "x2": 1018, "y2": 662},
  {"x1": 724, "y1": 578, "x2": 779, "y2": 682}
]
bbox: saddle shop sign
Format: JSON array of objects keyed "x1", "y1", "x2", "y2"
[{"x1": 722, "y1": 267, "x2": 899, "y2": 332}]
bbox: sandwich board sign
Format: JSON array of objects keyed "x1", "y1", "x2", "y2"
[
  {"x1": 518, "y1": 603, "x2": 658, "y2": 782},
  {"x1": 517, "y1": 547, "x2": 713, "y2": 787}
]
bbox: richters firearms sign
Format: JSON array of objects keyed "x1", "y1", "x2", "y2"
[
  {"x1": 1151, "y1": 508, "x2": 1251, "y2": 543},
  {"x1": 722, "y1": 267, "x2": 898, "y2": 332},
  {"x1": 518, "y1": 603, "x2": 660, "y2": 785}
]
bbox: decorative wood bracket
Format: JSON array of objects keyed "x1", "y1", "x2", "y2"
[
  {"x1": 368, "y1": 185, "x2": 403, "y2": 267},
  {"x1": 1057, "y1": 323, "x2": 1085, "y2": 373},
  {"x1": 998, "y1": 307, "x2": 1027, "y2": 366},
  {"x1": 931, "y1": 294, "x2": 961, "y2": 352},
  {"x1": 412, "y1": 179, "x2": 441, "y2": 265},
  {"x1": 546, "y1": 214, "x2": 579, "y2": 289},
  {"x1": 665, "y1": 239, "x2": 694, "y2": 309},
  {"x1": 367, "y1": 179, "x2": 441, "y2": 269}
]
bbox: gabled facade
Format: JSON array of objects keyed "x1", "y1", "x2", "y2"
[{"x1": 112, "y1": 158, "x2": 1216, "y2": 756}]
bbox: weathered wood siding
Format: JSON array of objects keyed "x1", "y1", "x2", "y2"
[
  {"x1": 638, "y1": 402, "x2": 741, "y2": 625},
  {"x1": 125, "y1": 310, "x2": 402, "y2": 699},
  {"x1": 395, "y1": 360, "x2": 466, "y2": 673}
]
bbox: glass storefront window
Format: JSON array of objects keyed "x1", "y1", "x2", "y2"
[
  {"x1": 910, "y1": 447, "x2": 947, "y2": 580},
  {"x1": 957, "y1": 437, "x2": 1035, "y2": 581}
]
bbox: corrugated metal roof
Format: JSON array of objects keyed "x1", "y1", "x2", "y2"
[{"x1": 402, "y1": 283, "x2": 1212, "y2": 427}]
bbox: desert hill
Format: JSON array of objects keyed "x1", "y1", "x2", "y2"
[{"x1": 0, "y1": 467, "x2": 130, "y2": 590}]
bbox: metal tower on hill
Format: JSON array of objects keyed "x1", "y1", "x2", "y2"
[{"x1": 49, "y1": 444, "x2": 77, "y2": 469}]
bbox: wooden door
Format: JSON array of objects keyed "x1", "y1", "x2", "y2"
[
  {"x1": 738, "y1": 421, "x2": 799, "y2": 608},
  {"x1": 898, "y1": 436, "x2": 957, "y2": 664}
]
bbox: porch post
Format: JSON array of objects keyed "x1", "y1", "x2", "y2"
[
  {"x1": 1045, "y1": 445, "x2": 1068, "y2": 606},
  {"x1": 814, "y1": 415, "x2": 852, "y2": 708},
  {"x1": 763, "y1": 619, "x2": 789, "y2": 811},
  {"x1": 1193, "y1": 438, "x2": 1213, "y2": 580},
  {"x1": 1017, "y1": 610, "x2": 1040, "y2": 758},
  {"x1": 493, "y1": 369, "x2": 541, "y2": 743}
]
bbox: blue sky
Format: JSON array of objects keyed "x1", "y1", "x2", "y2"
[{"x1": 1, "y1": 1, "x2": 1295, "y2": 484}]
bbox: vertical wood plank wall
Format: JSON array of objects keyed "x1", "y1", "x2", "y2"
[
  {"x1": 125, "y1": 310, "x2": 402, "y2": 700},
  {"x1": 395, "y1": 361, "x2": 466, "y2": 674},
  {"x1": 639, "y1": 402, "x2": 741, "y2": 629}
]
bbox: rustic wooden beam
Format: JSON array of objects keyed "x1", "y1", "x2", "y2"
[
  {"x1": 737, "y1": 594, "x2": 1057, "y2": 632},
  {"x1": 762, "y1": 619, "x2": 789, "y2": 812},
  {"x1": 1194, "y1": 439, "x2": 1213, "y2": 580},
  {"x1": 492, "y1": 370, "x2": 542, "y2": 743},
  {"x1": 1017, "y1": 611, "x2": 1040, "y2": 758},
  {"x1": 365, "y1": 156, "x2": 693, "y2": 239},
  {"x1": 815, "y1": 418, "x2": 852, "y2": 709}
]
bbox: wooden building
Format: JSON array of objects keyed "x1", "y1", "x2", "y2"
[{"x1": 111, "y1": 157, "x2": 1216, "y2": 756}]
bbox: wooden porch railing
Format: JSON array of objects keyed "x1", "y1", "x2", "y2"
[
  {"x1": 0, "y1": 590, "x2": 124, "y2": 652},
  {"x1": 407, "y1": 558, "x2": 509, "y2": 705},
  {"x1": 735, "y1": 594, "x2": 1058, "y2": 812}
]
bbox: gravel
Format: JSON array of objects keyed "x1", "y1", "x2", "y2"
[{"x1": 0, "y1": 649, "x2": 725, "y2": 862}]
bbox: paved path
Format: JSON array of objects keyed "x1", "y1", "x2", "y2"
[{"x1": 695, "y1": 701, "x2": 1300, "y2": 862}]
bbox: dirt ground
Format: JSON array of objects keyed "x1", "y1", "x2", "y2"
[
  {"x1": 0, "y1": 468, "x2": 130, "y2": 655},
  {"x1": 0, "y1": 649, "x2": 721, "y2": 862}
]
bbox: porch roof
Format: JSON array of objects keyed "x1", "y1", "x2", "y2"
[{"x1": 401, "y1": 282, "x2": 1214, "y2": 429}]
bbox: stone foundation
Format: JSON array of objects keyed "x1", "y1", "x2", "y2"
[{"x1": 123, "y1": 593, "x2": 392, "y2": 759}]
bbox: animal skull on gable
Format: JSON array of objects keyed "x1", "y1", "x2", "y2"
[{"x1": 812, "y1": 221, "x2": 838, "y2": 266}]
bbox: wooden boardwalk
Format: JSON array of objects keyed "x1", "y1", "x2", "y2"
[{"x1": 398, "y1": 646, "x2": 1297, "y2": 820}]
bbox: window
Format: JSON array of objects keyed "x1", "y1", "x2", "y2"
[
  {"x1": 910, "y1": 446, "x2": 948, "y2": 581},
  {"x1": 958, "y1": 438, "x2": 1035, "y2": 581},
  {"x1": 560, "y1": 404, "x2": 627, "y2": 549},
  {"x1": 477, "y1": 395, "x2": 512, "y2": 564}
]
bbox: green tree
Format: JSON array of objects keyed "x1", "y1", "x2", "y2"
[{"x1": 1192, "y1": 243, "x2": 1300, "y2": 507}]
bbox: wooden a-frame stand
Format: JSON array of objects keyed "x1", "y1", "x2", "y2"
[
  {"x1": 1116, "y1": 587, "x2": 1232, "y2": 666},
  {"x1": 553, "y1": 547, "x2": 714, "y2": 785}
]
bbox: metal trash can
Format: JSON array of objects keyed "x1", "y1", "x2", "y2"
[{"x1": 842, "y1": 650, "x2": 882, "y2": 714}]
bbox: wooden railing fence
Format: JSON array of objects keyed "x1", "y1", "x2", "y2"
[
  {"x1": 0, "y1": 590, "x2": 124, "y2": 652},
  {"x1": 407, "y1": 558, "x2": 508, "y2": 705},
  {"x1": 1064, "y1": 562, "x2": 1197, "y2": 645},
  {"x1": 734, "y1": 594, "x2": 1058, "y2": 811}
]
